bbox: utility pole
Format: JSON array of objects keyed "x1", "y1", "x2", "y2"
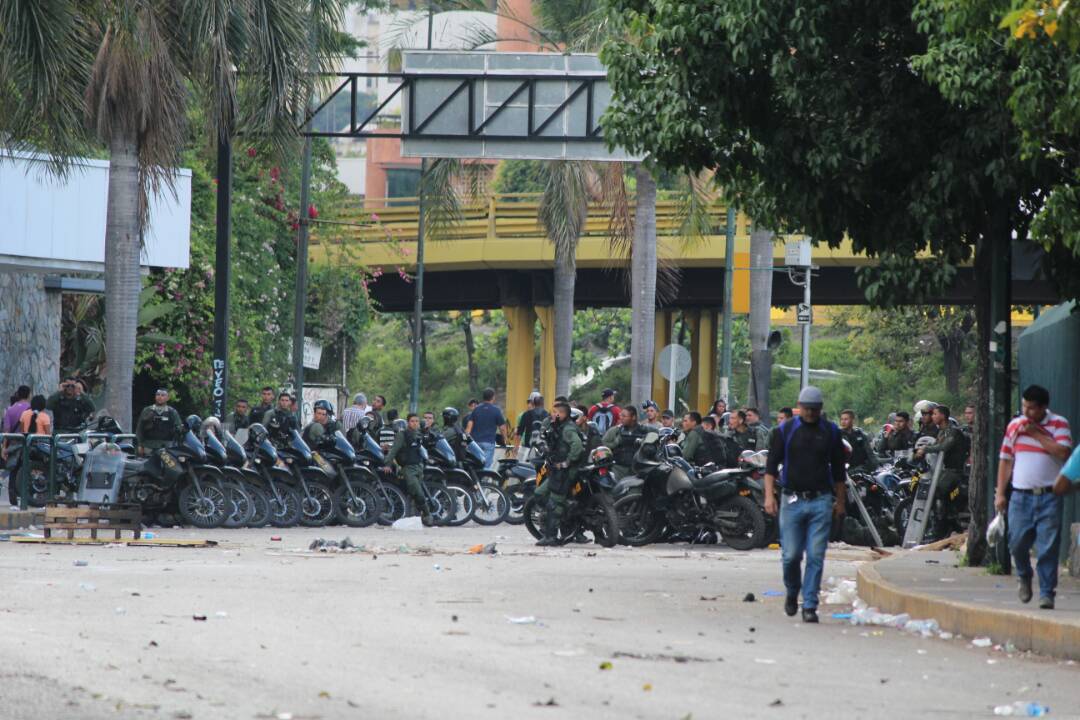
[
  {"x1": 719, "y1": 207, "x2": 735, "y2": 403},
  {"x1": 292, "y1": 16, "x2": 318, "y2": 417},
  {"x1": 408, "y1": 2, "x2": 435, "y2": 413},
  {"x1": 211, "y1": 135, "x2": 233, "y2": 420}
]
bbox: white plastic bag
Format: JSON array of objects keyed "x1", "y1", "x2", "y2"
[{"x1": 986, "y1": 511, "x2": 1005, "y2": 545}]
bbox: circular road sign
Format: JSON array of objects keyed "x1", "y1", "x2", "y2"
[{"x1": 657, "y1": 344, "x2": 692, "y2": 382}]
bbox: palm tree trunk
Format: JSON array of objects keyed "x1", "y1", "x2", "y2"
[
  {"x1": 553, "y1": 244, "x2": 575, "y2": 398},
  {"x1": 104, "y1": 125, "x2": 142, "y2": 430},
  {"x1": 747, "y1": 228, "x2": 774, "y2": 418},
  {"x1": 462, "y1": 316, "x2": 479, "y2": 395},
  {"x1": 630, "y1": 164, "x2": 658, "y2": 406}
]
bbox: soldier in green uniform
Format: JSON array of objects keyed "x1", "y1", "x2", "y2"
[
  {"x1": 383, "y1": 413, "x2": 432, "y2": 525},
  {"x1": 135, "y1": 389, "x2": 183, "y2": 455},
  {"x1": 839, "y1": 409, "x2": 879, "y2": 473},
  {"x1": 264, "y1": 391, "x2": 298, "y2": 447},
  {"x1": 46, "y1": 377, "x2": 96, "y2": 432},
  {"x1": 302, "y1": 400, "x2": 337, "y2": 448},
  {"x1": 440, "y1": 407, "x2": 464, "y2": 459},
  {"x1": 915, "y1": 405, "x2": 968, "y2": 524},
  {"x1": 535, "y1": 401, "x2": 585, "y2": 546},
  {"x1": 602, "y1": 405, "x2": 648, "y2": 479},
  {"x1": 725, "y1": 410, "x2": 760, "y2": 453},
  {"x1": 224, "y1": 399, "x2": 251, "y2": 434},
  {"x1": 745, "y1": 408, "x2": 771, "y2": 451},
  {"x1": 877, "y1": 411, "x2": 916, "y2": 456},
  {"x1": 680, "y1": 412, "x2": 712, "y2": 466}
]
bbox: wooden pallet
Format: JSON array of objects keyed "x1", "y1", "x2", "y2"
[
  {"x1": 10, "y1": 536, "x2": 216, "y2": 547},
  {"x1": 44, "y1": 502, "x2": 142, "y2": 541}
]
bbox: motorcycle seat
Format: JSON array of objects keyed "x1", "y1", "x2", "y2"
[{"x1": 694, "y1": 468, "x2": 745, "y2": 489}]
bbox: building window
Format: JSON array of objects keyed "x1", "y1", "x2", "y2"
[{"x1": 386, "y1": 168, "x2": 422, "y2": 204}]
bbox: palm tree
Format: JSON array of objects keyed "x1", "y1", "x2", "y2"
[{"x1": 1, "y1": 0, "x2": 354, "y2": 429}]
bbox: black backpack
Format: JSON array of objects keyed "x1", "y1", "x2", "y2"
[{"x1": 705, "y1": 431, "x2": 740, "y2": 468}]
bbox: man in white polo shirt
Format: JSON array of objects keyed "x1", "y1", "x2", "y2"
[{"x1": 995, "y1": 385, "x2": 1073, "y2": 609}]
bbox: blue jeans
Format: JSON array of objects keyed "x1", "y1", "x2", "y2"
[
  {"x1": 1008, "y1": 491, "x2": 1063, "y2": 599},
  {"x1": 779, "y1": 492, "x2": 834, "y2": 610},
  {"x1": 478, "y1": 441, "x2": 496, "y2": 470}
]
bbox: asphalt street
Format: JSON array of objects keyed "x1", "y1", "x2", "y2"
[{"x1": 1, "y1": 525, "x2": 1077, "y2": 719}]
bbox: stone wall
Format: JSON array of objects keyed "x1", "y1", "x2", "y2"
[{"x1": 0, "y1": 272, "x2": 61, "y2": 399}]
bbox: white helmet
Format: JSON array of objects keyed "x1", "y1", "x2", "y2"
[{"x1": 913, "y1": 400, "x2": 937, "y2": 416}]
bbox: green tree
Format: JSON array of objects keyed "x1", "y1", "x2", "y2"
[
  {"x1": 0, "y1": 0, "x2": 362, "y2": 429},
  {"x1": 599, "y1": 0, "x2": 1080, "y2": 562}
]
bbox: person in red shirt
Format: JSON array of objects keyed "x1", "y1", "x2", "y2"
[{"x1": 587, "y1": 389, "x2": 621, "y2": 435}]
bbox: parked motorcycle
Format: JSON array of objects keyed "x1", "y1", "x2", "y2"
[
  {"x1": 522, "y1": 445, "x2": 621, "y2": 547},
  {"x1": 201, "y1": 419, "x2": 266, "y2": 528},
  {"x1": 351, "y1": 421, "x2": 410, "y2": 526},
  {"x1": 310, "y1": 430, "x2": 381, "y2": 527},
  {"x1": 426, "y1": 432, "x2": 510, "y2": 526},
  {"x1": 245, "y1": 423, "x2": 303, "y2": 527},
  {"x1": 275, "y1": 429, "x2": 337, "y2": 527},
  {"x1": 612, "y1": 432, "x2": 766, "y2": 550}
]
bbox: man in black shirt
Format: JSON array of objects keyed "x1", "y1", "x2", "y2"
[
  {"x1": 764, "y1": 386, "x2": 846, "y2": 623},
  {"x1": 515, "y1": 394, "x2": 549, "y2": 460}
]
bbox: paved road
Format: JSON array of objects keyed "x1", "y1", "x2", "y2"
[{"x1": 1, "y1": 525, "x2": 1077, "y2": 719}]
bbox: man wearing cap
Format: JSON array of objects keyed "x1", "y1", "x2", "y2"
[
  {"x1": 660, "y1": 409, "x2": 675, "y2": 430},
  {"x1": 640, "y1": 401, "x2": 661, "y2": 430},
  {"x1": 587, "y1": 389, "x2": 621, "y2": 435},
  {"x1": 135, "y1": 389, "x2": 183, "y2": 456},
  {"x1": 341, "y1": 393, "x2": 369, "y2": 434},
  {"x1": 764, "y1": 386, "x2": 847, "y2": 623},
  {"x1": 515, "y1": 394, "x2": 548, "y2": 461}
]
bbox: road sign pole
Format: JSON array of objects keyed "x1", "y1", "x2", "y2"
[
  {"x1": 719, "y1": 207, "x2": 735, "y2": 403},
  {"x1": 668, "y1": 342, "x2": 677, "y2": 412},
  {"x1": 800, "y1": 267, "x2": 811, "y2": 390}
]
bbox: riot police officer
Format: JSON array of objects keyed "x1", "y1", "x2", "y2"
[
  {"x1": 302, "y1": 400, "x2": 337, "y2": 448},
  {"x1": 602, "y1": 405, "x2": 648, "y2": 478},
  {"x1": 46, "y1": 376, "x2": 96, "y2": 432},
  {"x1": 440, "y1": 407, "x2": 464, "y2": 458},
  {"x1": 537, "y1": 401, "x2": 585, "y2": 546},
  {"x1": 383, "y1": 413, "x2": 431, "y2": 525},
  {"x1": 878, "y1": 411, "x2": 916, "y2": 456},
  {"x1": 726, "y1": 409, "x2": 760, "y2": 453},
  {"x1": 915, "y1": 405, "x2": 968, "y2": 525},
  {"x1": 135, "y1": 389, "x2": 183, "y2": 455},
  {"x1": 679, "y1": 412, "x2": 712, "y2": 466},
  {"x1": 839, "y1": 409, "x2": 879, "y2": 473},
  {"x1": 263, "y1": 391, "x2": 298, "y2": 447}
]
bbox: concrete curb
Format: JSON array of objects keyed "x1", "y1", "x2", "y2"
[{"x1": 856, "y1": 556, "x2": 1080, "y2": 661}]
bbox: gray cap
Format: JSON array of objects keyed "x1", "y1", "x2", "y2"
[
  {"x1": 353, "y1": 393, "x2": 367, "y2": 405},
  {"x1": 798, "y1": 385, "x2": 824, "y2": 407}
]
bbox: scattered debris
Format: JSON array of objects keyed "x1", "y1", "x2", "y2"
[
  {"x1": 192, "y1": 615, "x2": 207, "y2": 622},
  {"x1": 506, "y1": 616, "x2": 537, "y2": 625},
  {"x1": 392, "y1": 516, "x2": 424, "y2": 531},
  {"x1": 73, "y1": 560, "x2": 88, "y2": 567},
  {"x1": 973, "y1": 637, "x2": 993, "y2": 648},
  {"x1": 308, "y1": 537, "x2": 359, "y2": 553},
  {"x1": 643, "y1": 683, "x2": 653, "y2": 692},
  {"x1": 700, "y1": 595, "x2": 719, "y2": 601},
  {"x1": 467, "y1": 542, "x2": 497, "y2": 554},
  {"x1": 598, "y1": 661, "x2": 613, "y2": 671},
  {"x1": 532, "y1": 698, "x2": 559, "y2": 707},
  {"x1": 743, "y1": 593, "x2": 756, "y2": 602},
  {"x1": 613, "y1": 651, "x2": 714, "y2": 663},
  {"x1": 754, "y1": 659, "x2": 776, "y2": 665},
  {"x1": 993, "y1": 701, "x2": 1049, "y2": 716},
  {"x1": 78, "y1": 582, "x2": 96, "y2": 592},
  {"x1": 769, "y1": 699, "x2": 784, "y2": 707},
  {"x1": 822, "y1": 578, "x2": 858, "y2": 605},
  {"x1": 762, "y1": 590, "x2": 785, "y2": 597},
  {"x1": 270, "y1": 536, "x2": 282, "y2": 542}
]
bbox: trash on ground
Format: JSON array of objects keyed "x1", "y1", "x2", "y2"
[
  {"x1": 973, "y1": 637, "x2": 993, "y2": 648},
  {"x1": 309, "y1": 537, "x2": 359, "y2": 553},
  {"x1": 598, "y1": 661, "x2": 613, "y2": 670},
  {"x1": 762, "y1": 590, "x2": 784, "y2": 597},
  {"x1": 769, "y1": 699, "x2": 784, "y2": 707},
  {"x1": 831, "y1": 613, "x2": 853, "y2": 620},
  {"x1": 742, "y1": 592, "x2": 756, "y2": 602},
  {"x1": 643, "y1": 683, "x2": 653, "y2": 692},
  {"x1": 467, "y1": 542, "x2": 497, "y2": 555},
  {"x1": 73, "y1": 560, "x2": 88, "y2": 567},
  {"x1": 114, "y1": 607, "x2": 126, "y2": 615},
  {"x1": 270, "y1": 536, "x2": 282, "y2": 542},
  {"x1": 392, "y1": 516, "x2": 424, "y2": 531},
  {"x1": 506, "y1": 615, "x2": 537, "y2": 624},
  {"x1": 78, "y1": 582, "x2": 96, "y2": 592},
  {"x1": 754, "y1": 658, "x2": 777, "y2": 665},
  {"x1": 143, "y1": 531, "x2": 156, "y2": 539},
  {"x1": 215, "y1": 611, "x2": 228, "y2": 618},
  {"x1": 993, "y1": 701, "x2": 1050, "y2": 716},
  {"x1": 553, "y1": 649, "x2": 585, "y2": 657},
  {"x1": 192, "y1": 615, "x2": 207, "y2": 622},
  {"x1": 823, "y1": 578, "x2": 858, "y2": 605}
]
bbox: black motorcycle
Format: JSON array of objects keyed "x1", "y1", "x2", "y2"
[
  {"x1": 120, "y1": 426, "x2": 229, "y2": 528},
  {"x1": 522, "y1": 446, "x2": 621, "y2": 547},
  {"x1": 426, "y1": 433, "x2": 510, "y2": 526},
  {"x1": 275, "y1": 429, "x2": 337, "y2": 527},
  {"x1": 244, "y1": 423, "x2": 303, "y2": 527},
  {"x1": 202, "y1": 426, "x2": 267, "y2": 528},
  {"x1": 3, "y1": 433, "x2": 80, "y2": 506},
  {"x1": 351, "y1": 423, "x2": 410, "y2": 526},
  {"x1": 612, "y1": 432, "x2": 766, "y2": 550},
  {"x1": 310, "y1": 430, "x2": 381, "y2": 527}
]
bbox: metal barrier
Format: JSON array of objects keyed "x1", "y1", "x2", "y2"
[{"x1": 0, "y1": 432, "x2": 138, "y2": 510}]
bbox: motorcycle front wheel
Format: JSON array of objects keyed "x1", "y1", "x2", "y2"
[
  {"x1": 267, "y1": 484, "x2": 302, "y2": 527},
  {"x1": 374, "y1": 482, "x2": 409, "y2": 526},
  {"x1": 523, "y1": 495, "x2": 580, "y2": 544},
  {"x1": 221, "y1": 480, "x2": 255, "y2": 528},
  {"x1": 583, "y1": 493, "x2": 620, "y2": 548},
  {"x1": 334, "y1": 481, "x2": 380, "y2": 527},
  {"x1": 501, "y1": 480, "x2": 530, "y2": 525},
  {"x1": 715, "y1": 495, "x2": 766, "y2": 551},
  {"x1": 298, "y1": 481, "x2": 336, "y2": 527},
  {"x1": 443, "y1": 483, "x2": 476, "y2": 527},
  {"x1": 472, "y1": 482, "x2": 510, "y2": 526},
  {"x1": 426, "y1": 484, "x2": 457, "y2": 525},
  {"x1": 613, "y1": 492, "x2": 663, "y2": 546},
  {"x1": 244, "y1": 483, "x2": 272, "y2": 528},
  {"x1": 178, "y1": 483, "x2": 228, "y2": 528}
]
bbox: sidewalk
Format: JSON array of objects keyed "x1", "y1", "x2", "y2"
[{"x1": 857, "y1": 550, "x2": 1080, "y2": 660}]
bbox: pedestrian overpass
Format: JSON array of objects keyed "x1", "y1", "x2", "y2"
[{"x1": 310, "y1": 192, "x2": 1057, "y2": 409}]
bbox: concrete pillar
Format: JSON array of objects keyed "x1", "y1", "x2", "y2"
[
  {"x1": 503, "y1": 305, "x2": 537, "y2": 419},
  {"x1": 535, "y1": 305, "x2": 556, "y2": 403},
  {"x1": 688, "y1": 308, "x2": 718, "y2": 415},
  {"x1": 652, "y1": 310, "x2": 673, "y2": 410}
]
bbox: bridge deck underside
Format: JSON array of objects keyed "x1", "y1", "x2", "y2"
[{"x1": 367, "y1": 267, "x2": 1058, "y2": 313}]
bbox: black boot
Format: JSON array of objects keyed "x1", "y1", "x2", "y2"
[{"x1": 536, "y1": 505, "x2": 560, "y2": 546}]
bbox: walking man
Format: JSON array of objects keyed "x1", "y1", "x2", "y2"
[
  {"x1": 465, "y1": 387, "x2": 508, "y2": 469},
  {"x1": 383, "y1": 413, "x2": 432, "y2": 525},
  {"x1": 764, "y1": 386, "x2": 846, "y2": 623},
  {"x1": 995, "y1": 385, "x2": 1072, "y2": 609}
]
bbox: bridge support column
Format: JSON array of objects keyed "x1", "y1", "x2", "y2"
[
  {"x1": 652, "y1": 310, "x2": 673, "y2": 410},
  {"x1": 504, "y1": 305, "x2": 537, "y2": 416},
  {"x1": 687, "y1": 308, "x2": 718, "y2": 415},
  {"x1": 535, "y1": 305, "x2": 556, "y2": 404}
]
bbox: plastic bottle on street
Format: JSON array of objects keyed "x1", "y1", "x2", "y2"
[{"x1": 993, "y1": 701, "x2": 1050, "y2": 717}]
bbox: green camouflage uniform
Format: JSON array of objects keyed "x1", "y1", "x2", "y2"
[
  {"x1": 385, "y1": 428, "x2": 428, "y2": 514},
  {"x1": 136, "y1": 404, "x2": 183, "y2": 452},
  {"x1": 921, "y1": 424, "x2": 967, "y2": 510},
  {"x1": 536, "y1": 418, "x2": 585, "y2": 528}
]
